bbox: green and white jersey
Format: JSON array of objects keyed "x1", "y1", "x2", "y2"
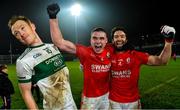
[{"x1": 16, "y1": 43, "x2": 77, "y2": 109}]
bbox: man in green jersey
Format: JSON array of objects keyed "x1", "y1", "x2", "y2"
[{"x1": 8, "y1": 15, "x2": 77, "y2": 110}]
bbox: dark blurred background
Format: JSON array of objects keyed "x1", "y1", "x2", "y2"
[{"x1": 0, "y1": 0, "x2": 179, "y2": 62}]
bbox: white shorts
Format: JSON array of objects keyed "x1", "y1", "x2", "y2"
[
  {"x1": 110, "y1": 99, "x2": 141, "y2": 110},
  {"x1": 81, "y1": 92, "x2": 109, "y2": 110}
]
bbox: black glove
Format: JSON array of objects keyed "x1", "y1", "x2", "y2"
[
  {"x1": 160, "y1": 25, "x2": 176, "y2": 42},
  {"x1": 47, "y1": 3, "x2": 60, "y2": 19}
]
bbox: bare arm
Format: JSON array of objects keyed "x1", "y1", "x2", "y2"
[
  {"x1": 49, "y1": 18, "x2": 76, "y2": 54},
  {"x1": 47, "y1": 3, "x2": 77, "y2": 54},
  {"x1": 147, "y1": 41, "x2": 172, "y2": 65},
  {"x1": 147, "y1": 25, "x2": 175, "y2": 65},
  {"x1": 19, "y1": 83, "x2": 38, "y2": 109}
]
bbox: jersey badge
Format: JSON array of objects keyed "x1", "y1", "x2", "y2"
[{"x1": 33, "y1": 53, "x2": 42, "y2": 59}]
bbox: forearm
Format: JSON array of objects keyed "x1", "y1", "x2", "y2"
[
  {"x1": 22, "y1": 91, "x2": 38, "y2": 109},
  {"x1": 158, "y1": 41, "x2": 172, "y2": 64},
  {"x1": 147, "y1": 25, "x2": 175, "y2": 66},
  {"x1": 49, "y1": 19, "x2": 77, "y2": 54},
  {"x1": 49, "y1": 19, "x2": 63, "y2": 46},
  {"x1": 19, "y1": 84, "x2": 38, "y2": 109},
  {"x1": 48, "y1": 3, "x2": 76, "y2": 54},
  {"x1": 159, "y1": 25, "x2": 175, "y2": 64},
  {"x1": 147, "y1": 41, "x2": 172, "y2": 65}
]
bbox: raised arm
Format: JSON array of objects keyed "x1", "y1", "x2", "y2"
[
  {"x1": 147, "y1": 25, "x2": 175, "y2": 65},
  {"x1": 47, "y1": 3, "x2": 76, "y2": 54},
  {"x1": 19, "y1": 83, "x2": 38, "y2": 109}
]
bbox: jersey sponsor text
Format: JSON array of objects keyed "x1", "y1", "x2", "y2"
[
  {"x1": 91, "y1": 64, "x2": 111, "y2": 73},
  {"x1": 111, "y1": 69, "x2": 131, "y2": 78}
]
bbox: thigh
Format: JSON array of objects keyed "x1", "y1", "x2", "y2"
[
  {"x1": 110, "y1": 99, "x2": 123, "y2": 110},
  {"x1": 81, "y1": 93, "x2": 109, "y2": 110},
  {"x1": 99, "y1": 93, "x2": 109, "y2": 110},
  {"x1": 81, "y1": 95, "x2": 97, "y2": 110},
  {"x1": 125, "y1": 99, "x2": 141, "y2": 109},
  {"x1": 110, "y1": 99, "x2": 141, "y2": 110}
]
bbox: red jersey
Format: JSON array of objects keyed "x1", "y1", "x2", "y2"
[
  {"x1": 109, "y1": 50, "x2": 149, "y2": 102},
  {"x1": 76, "y1": 44, "x2": 112, "y2": 97}
]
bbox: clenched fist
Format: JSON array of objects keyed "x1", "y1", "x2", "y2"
[{"x1": 47, "y1": 3, "x2": 60, "y2": 19}]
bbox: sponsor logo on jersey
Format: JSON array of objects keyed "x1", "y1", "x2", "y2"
[
  {"x1": 91, "y1": 64, "x2": 111, "y2": 72},
  {"x1": 45, "y1": 55, "x2": 63, "y2": 67},
  {"x1": 111, "y1": 69, "x2": 131, "y2": 78}
]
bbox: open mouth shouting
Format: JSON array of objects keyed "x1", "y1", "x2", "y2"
[{"x1": 94, "y1": 44, "x2": 103, "y2": 53}]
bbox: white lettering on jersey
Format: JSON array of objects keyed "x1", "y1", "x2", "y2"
[
  {"x1": 111, "y1": 69, "x2": 131, "y2": 78},
  {"x1": 33, "y1": 53, "x2": 42, "y2": 59},
  {"x1": 45, "y1": 55, "x2": 63, "y2": 66},
  {"x1": 91, "y1": 64, "x2": 111, "y2": 73}
]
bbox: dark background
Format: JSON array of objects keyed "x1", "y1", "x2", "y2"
[{"x1": 0, "y1": 0, "x2": 179, "y2": 55}]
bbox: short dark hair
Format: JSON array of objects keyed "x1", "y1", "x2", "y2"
[
  {"x1": 91, "y1": 27, "x2": 107, "y2": 37},
  {"x1": 8, "y1": 15, "x2": 32, "y2": 29},
  {"x1": 111, "y1": 26, "x2": 127, "y2": 39}
]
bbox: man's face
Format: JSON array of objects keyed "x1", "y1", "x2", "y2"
[
  {"x1": 11, "y1": 20, "x2": 36, "y2": 45},
  {"x1": 113, "y1": 30, "x2": 127, "y2": 49},
  {"x1": 90, "y1": 31, "x2": 107, "y2": 53}
]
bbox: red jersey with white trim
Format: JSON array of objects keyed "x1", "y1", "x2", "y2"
[
  {"x1": 76, "y1": 44, "x2": 112, "y2": 97},
  {"x1": 109, "y1": 50, "x2": 149, "y2": 103}
]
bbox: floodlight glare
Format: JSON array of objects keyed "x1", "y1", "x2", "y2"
[{"x1": 71, "y1": 3, "x2": 82, "y2": 16}]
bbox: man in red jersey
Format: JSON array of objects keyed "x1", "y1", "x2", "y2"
[
  {"x1": 47, "y1": 3, "x2": 112, "y2": 109},
  {"x1": 109, "y1": 25, "x2": 175, "y2": 109}
]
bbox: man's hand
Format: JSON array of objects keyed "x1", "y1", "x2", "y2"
[
  {"x1": 161, "y1": 25, "x2": 176, "y2": 42},
  {"x1": 47, "y1": 3, "x2": 60, "y2": 19}
]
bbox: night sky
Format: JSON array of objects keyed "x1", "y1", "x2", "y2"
[{"x1": 0, "y1": 0, "x2": 179, "y2": 54}]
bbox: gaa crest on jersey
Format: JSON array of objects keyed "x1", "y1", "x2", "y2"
[
  {"x1": 106, "y1": 52, "x2": 110, "y2": 58},
  {"x1": 126, "y1": 57, "x2": 130, "y2": 64},
  {"x1": 54, "y1": 59, "x2": 63, "y2": 67}
]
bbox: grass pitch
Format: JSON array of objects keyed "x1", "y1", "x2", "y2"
[{"x1": 0, "y1": 59, "x2": 180, "y2": 109}]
